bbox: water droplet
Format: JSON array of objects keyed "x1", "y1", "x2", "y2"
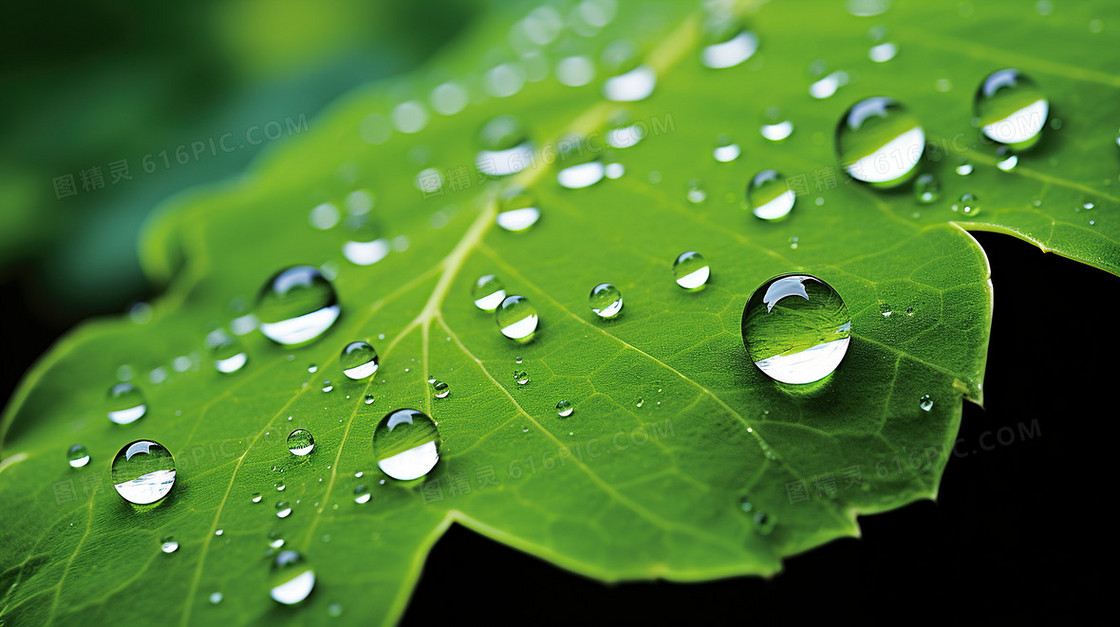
[
  {"x1": 67, "y1": 444, "x2": 90, "y2": 468},
  {"x1": 636, "y1": 398, "x2": 644, "y2": 408},
  {"x1": 270, "y1": 550, "x2": 316, "y2": 605},
  {"x1": 496, "y1": 187, "x2": 542, "y2": 231},
  {"x1": 373, "y1": 408, "x2": 441, "y2": 481},
  {"x1": 686, "y1": 180, "x2": 707, "y2": 204},
  {"x1": 996, "y1": 147, "x2": 1019, "y2": 171},
  {"x1": 588, "y1": 283, "x2": 624, "y2": 319},
  {"x1": 107, "y1": 382, "x2": 147, "y2": 425},
  {"x1": 353, "y1": 485, "x2": 371, "y2": 504},
  {"x1": 207, "y1": 329, "x2": 248, "y2": 374},
  {"x1": 514, "y1": 370, "x2": 530, "y2": 385},
  {"x1": 673, "y1": 251, "x2": 710, "y2": 290},
  {"x1": 256, "y1": 266, "x2": 341, "y2": 347},
  {"x1": 556, "y1": 55, "x2": 596, "y2": 87},
  {"x1": 328, "y1": 603, "x2": 343, "y2": 618},
  {"x1": 747, "y1": 170, "x2": 796, "y2": 221},
  {"x1": 759, "y1": 108, "x2": 793, "y2": 142},
  {"x1": 975, "y1": 69, "x2": 1048, "y2": 150},
  {"x1": 880, "y1": 303, "x2": 893, "y2": 317},
  {"x1": 606, "y1": 112, "x2": 645, "y2": 149},
  {"x1": 431, "y1": 380, "x2": 450, "y2": 399},
  {"x1": 276, "y1": 501, "x2": 292, "y2": 518},
  {"x1": 515, "y1": 356, "x2": 523, "y2": 364},
  {"x1": 556, "y1": 135, "x2": 605, "y2": 189},
  {"x1": 742, "y1": 274, "x2": 851, "y2": 384},
  {"x1": 391, "y1": 100, "x2": 428, "y2": 134},
  {"x1": 160, "y1": 536, "x2": 179, "y2": 553},
  {"x1": 209, "y1": 592, "x2": 223, "y2": 605},
  {"x1": 431, "y1": 81, "x2": 468, "y2": 116},
  {"x1": 556, "y1": 399, "x2": 574, "y2": 418},
  {"x1": 252, "y1": 492, "x2": 262, "y2": 503},
  {"x1": 914, "y1": 173, "x2": 940, "y2": 203},
  {"x1": 752, "y1": 511, "x2": 775, "y2": 535},
  {"x1": 275, "y1": 480, "x2": 286, "y2": 492},
  {"x1": 341, "y1": 214, "x2": 390, "y2": 266},
  {"x1": 364, "y1": 394, "x2": 375, "y2": 405},
  {"x1": 476, "y1": 115, "x2": 534, "y2": 176},
  {"x1": 471, "y1": 274, "x2": 507, "y2": 312},
  {"x1": 340, "y1": 341, "x2": 379, "y2": 380},
  {"x1": 496, "y1": 295, "x2": 539, "y2": 342},
  {"x1": 836, "y1": 97, "x2": 925, "y2": 187},
  {"x1": 700, "y1": 17, "x2": 758, "y2": 69},
  {"x1": 321, "y1": 381, "x2": 334, "y2": 393},
  {"x1": 112, "y1": 440, "x2": 176, "y2": 505},
  {"x1": 308, "y1": 202, "x2": 340, "y2": 230},
  {"x1": 809, "y1": 71, "x2": 847, "y2": 99},
  {"x1": 868, "y1": 42, "x2": 897, "y2": 63},
  {"x1": 713, "y1": 136, "x2": 741, "y2": 162},
  {"x1": 602, "y1": 65, "x2": 656, "y2": 102},
  {"x1": 287, "y1": 429, "x2": 314, "y2": 456},
  {"x1": 953, "y1": 193, "x2": 981, "y2": 217}
]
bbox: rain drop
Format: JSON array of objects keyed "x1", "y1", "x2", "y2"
[
  {"x1": 431, "y1": 380, "x2": 450, "y2": 399},
  {"x1": 914, "y1": 173, "x2": 940, "y2": 204},
  {"x1": 67, "y1": 444, "x2": 91, "y2": 468},
  {"x1": 713, "y1": 136, "x2": 741, "y2": 162},
  {"x1": 160, "y1": 536, "x2": 179, "y2": 554},
  {"x1": 514, "y1": 371, "x2": 530, "y2": 385},
  {"x1": 496, "y1": 187, "x2": 542, "y2": 232},
  {"x1": 353, "y1": 485, "x2": 371, "y2": 504},
  {"x1": 207, "y1": 329, "x2": 248, "y2": 374},
  {"x1": 759, "y1": 108, "x2": 793, "y2": 142},
  {"x1": 975, "y1": 69, "x2": 1048, "y2": 150},
  {"x1": 602, "y1": 65, "x2": 656, "y2": 102},
  {"x1": 287, "y1": 429, "x2": 314, "y2": 456},
  {"x1": 276, "y1": 501, "x2": 292, "y2": 518},
  {"x1": 556, "y1": 400, "x2": 574, "y2": 418},
  {"x1": 270, "y1": 550, "x2": 316, "y2": 605},
  {"x1": 107, "y1": 382, "x2": 147, "y2": 425},
  {"x1": 953, "y1": 193, "x2": 981, "y2": 217},
  {"x1": 340, "y1": 341, "x2": 379, "y2": 380},
  {"x1": 588, "y1": 283, "x2": 624, "y2": 319},
  {"x1": 475, "y1": 115, "x2": 534, "y2": 176},
  {"x1": 256, "y1": 266, "x2": 341, "y2": 347},
  {"x1": 556, "y1": 135, "x2": 605, "y2": 189},
  {"x1": 700, "y1": 16, "x2": 758, "y2": 69},
  {"x1": 496, "y1": 295, "x2": 539, "y2": 342},
  {"x1": 836, "y1": 96, "x2": 925, "y2": 188},
  {"x1": 471, "y1": 274, "x2": 506, "y2": 311},
  {"x1": 373, "y1": 408, "x2": 441, "y2": 481},
  {"x1": 747, "y1": 170, "x2": 796, "y2": 221},
  {"x1": 341, "y1": 215, "x2": 390, "y2": 266},
  {"x1": 112, "y1": 440, "x2": 176, "y2": 505},
  {"x1": 673, "y1": 251, "x2": 710, "y2": 290}
]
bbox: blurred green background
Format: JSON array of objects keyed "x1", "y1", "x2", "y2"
[{"x1": 0, "y1": 0, "x2": 473, "y2": 325}]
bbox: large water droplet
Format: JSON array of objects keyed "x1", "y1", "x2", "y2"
[
  {"x1": 340, "y1": 341, "x2": 379, "y2": 380},
  {"x1": 673, "y1": 251, "x2": 710, "y2": 290},
  {"x1": 742, "y1": 274, "x2": 851, "y2": 384},
  {"x1": 107, "y1": 382, "x2": 147, "y2": 425},
  {"x1": 476, "y1": 115, "x2": 535, "y2": 176},
  {"x1": 112, "y1": 440, "x2": 176, "y2": 505},
  {"x1": 160, "y1": 536, "x2": 179, "y2": 553},
  {"x1": 207, "y1": 329, "x2": 248, "y2": 374},
  {"x1": 713, "y1": 136, "x2": 741, "y2": 162},
  {"x1": 496, "y1": 295, "x2": 539, "y2": 341},
  {"x1": 471, "y1": 275, "x2": 506, "y2": 311},
  {"x1": 276, "y1": 501, "x2": 292, "y2": 518},
  {"x1": 975, "y1": 69, "x2": 1048, "y2": 150},
  {"x1": 287, "y1": 429, "x2": 314, "y2": 456},
  {"x1": 353, "y1": 484, "x2": 371, "y2": 504},
  {"x1": 747, "y1": 170, "x2": 796, "y2": 221},
  {"x1": 496, "y1": 187, "x2": 542, "y2": 232},
  {"x1": 67, "y1": 444, "x2": 90, "y2": 468},
  {"x1": 257, "y1": 266, "x2": 341, "y2": 347},
  {"x1": 270, "y1": 550, "x2": 316, "y2": 605},
  {"x1": 588, "y1": 283, "x2": 624, "y2": 319},
  {"x1": 700, "y1": 17, "x2": 758, "y2": 69},
  {"x1": 836, "y1": 96, "x2": 925, "y2": 188},
  {"x1": 373, "y1": 408, "x2": 441, "y2": 481},
  {"x1": 556, "y1": 399, "x2": 574, "y2": 418}
]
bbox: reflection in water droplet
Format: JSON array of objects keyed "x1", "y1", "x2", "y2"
[
  {"x1": 112, "y1": 440, "x2": 176, "y2": 505},
  {"x1": 975, "y1": 69, "x2": 1048, "y2": 150},
  {"x1": 373, "y1": 408, "x2": 441, "y2": 481},
  {"x1": 673, "y1": 251, "x2": 710, "y2": 290},
  {"x1": 496, "y1": 295, "x2": 539, "y2": 342},
  {"x1": 256, "y1": 266, "x2": 340, "y2": 347},
  {"x1": 996, "y1": 149, "x2": 1019, "y2": 171},
  {"x1": 919, "y1": 395, "x2": 934, "y2": 411},
  {"x1": 836, "y1": 96, "x2": 924, "y2": 188},
  {"x1": 497, "y1": 187, "x2": 542, "y2": 232},
  {"x1": 914, "y1": 173, "x2": 940, "y2": 204},
  {"x1": 747, "y1": 170, "x2": 796, "y2": 221},
  {"x1": 340, "y1": 341, "x2": 379, "y2": 380},
  {"x1": 287, "y1": 429, "x2": 314, "y2": 456},
  {"x1": 471, "y1": 275, "x2": 506, "y2": 311},
  {"x1": 270, "y1": 550, "x2": 316, "y2": 605},
  {"x1": 742, "y1": 274, "x2": 851, "y2": 384},
  {"x1": 556, "y1": 399, "x2": 574, "y2": 418},
  {"x1": 68, "y1": 444, "x2": 91, "y2": 468},
  {"x1": 514, "y1": 370, "x2": 530, "y2": 385},
  {"x1": 207, "y1": 329, "x2": 248, "y2": 374},
  {"x1": 588, "y1": 283, "x2": 624, "y2": 319},
  {"x1": 476, "y1": 115, "x2": 535, "y2": 176},
  {"x1": 107, "y1": 382, "x2": 147, "y2": 425}
]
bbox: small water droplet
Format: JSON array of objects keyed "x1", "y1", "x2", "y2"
[
  {"x1": 160, "y1": 536, "x2": 179, "y2": 553},
  {"x1": 276, "y1": 501, "x2": 292, "y2": 518},
  {"x1": 953, "y1": 193, "x2": 981, "y2": 217},
  {"x1": 328, "y1": 603, "x2": 343, "y2": 618},
  {"x1": 270, "y1": 550, "x2": 316, "y2": 605},
  {"x1": 914, "y1": 173, "x2": 940, "y2": 204},
  {"x1": 686, "y1": 180, "x2": 707, "y2": 204},
  {"x1": 342, "y1": 214, "x2": 390, "y2": 266},
  {"x1": 353, "y1": 485, "x2": 371, "y2": 504},
  {"x1": 308, "y1": 202, "x2": 340, "y2": 230},
  {"x1": 209, "y1": 592, "x2": 223, "y2": 605},
  {"x1": 700, "y1": 16, "x2": 758, "y2": 69},
  {"x1": 606, "y1": 112, "x2": 645, "y2": 149},
  {"x1": 431, "y1": 380, "x2": 450, "y2": 399},
  {"x1": 556, "y1": 135, "x2": 605, "y2": 188},
  {"x1": 364, "y1": 394, "x2": 375, "y2": 405},
  {"x1": 112, "y1": 440, "x2": 176, "y2": 505},
  {"x1": 471, "y1": 274, "x2": 506, "y2": 311},
  {"x1": 252, "y1": 492, "x2": 262, "y2": 503},
  {"x1": 759, "y1": 108, "x2": 794, "y2": 142},
  {"x1": 321, "y1": 381, "x2": 334, "y2": 393},
  {"x1": 919, "y1": 395, "x2": 934, "y2": 411},
  {"x1": 67, "y1": 444, "x2": 91, "y2": 468},
  {"x1": 256, "y1": 266, "x2": 341, "y2": 347},
  {"x1": 880, "y1": 303, "x2": 893, "y2": 317},
  {"x1": 496, "y1": 187, "x2": 542, "y2": 231},
  {"x1": 602, "y1": 65, "x2": 656, "y2": 102},
  {"x1": 975, "y1": 69, "x2": 1048, "y2": 150},
  {"x1": 673, "y1": 251, "x2": 710, "y2": 290},
  {"x1": 275, "y1": 480, "x2": 286, "y2": 492},
  {"x1": 996, "y1": 147, "x2": 1019, "y2": 171},
  {"x1": 287, "y1": 429, "x2": 314, "y2": 456},
  {"x1": 476, "y1": 115, "x2": 534, "y2": 176},
  {"x1": 752, "y1": 511, "x2": 775, "y2": 535},
  {"x1": 636, "y1": 398, "x2": 644, "y2": 408},
  {"x1": 809, "y1": 71, "x2": 847, "y2": 99},
  {"x1": 588, "y1": 283, "x2": 624, "y2": 319},
  {"x1": 514, "y1": 371, "x2": 530, "y2": 385},
  {"x1": 373, "y1": 408, "x2": 440, "y2": 481},
  {"x1": 496, "y1": 295, "x2": 539, "y2": 342},
  {"x1": 206, "y1": 329, "x2": 248, "y2": 374},
  {"x1": 906, "y1": 307, "x2": 915, "y2": 316},
  {"x1": 742, "y1": 274, "x2": 851, "y2": 384},
  {"x1": 556, "y1": 55, "x2": 596, "y2": 87},
  {"x1": 956, "y1": 161, "x2": 974, "y2": 176},
  {"x1": 836, "y1": 97, "x2": 925, "y2": 187},
  {"x1": 107, "y1": 382, "x2": 147, "y2": 425},
  {"x1": 747, "y1": 170, "x2": 796, "y2": 221},
  {"x1": 868, "y1": 42, "x2": 897, "y2": 63},
  {"x1": 340, "y1": 341, "x2": 379, "y2": 380},
  {"x1": 556, "y1": 399, "x2": 574, "y2": 417},
  {"x1": 713, "y1": 136, "x2": 741, "y2": 162}
]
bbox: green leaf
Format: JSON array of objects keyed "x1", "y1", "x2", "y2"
[{"x1": 2, "y1": 1, "x2": 1116, "y2": 624}]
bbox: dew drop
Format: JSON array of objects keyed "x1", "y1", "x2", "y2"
[
  {"x1": 476, "y1": 115, "x2": 534, "y2": 176},
  {"x1": 207, "y1": 329, "x2": 248, "y2": 374},
  {"x1": 275, "y1": 480, "x2": 286, "y2": 492},
  {"x1": 364, "y1": 394, "x2": 375, "y2": 405},
  {"x1": 673, "y1": 251, "x2": 710, "y2": 290},
  {"x1": 996, "y1": 148, "x2": 1019, "y2": 171},
  {"x1": 752, "y1": 511, "x2": 775, "y2": 535},
  {"x1": 556, "y1": 55, "x2": 596, "y2": 87},
  {"x1": 514, "y1": 370, "x2": 530, "y2": 385},
  {"x1": 606, "y1": 112, "x2": 645, "y2": 149},
  {"x1": 556, "y1": 399, "x2": 574, "y2": 418},
  {"x1": 713, "y1": 136, "x2": 741, "y2": 162},
  {"x1": 321, "y1": 381, "x2": 334, "y2": 393},
  {"x1": 112, "y1": 440, "x2": 176, "y2": 505},
  {"x1": 287, "y1": 429, "x2": 314, "y2": 456},
  {"x1": 742, "y1": 274, "x2": 851, "y2": 384},
  {"x1": 160, "y1": 536, "x2": 179, "y2": 554},
  {"x1": 956, "y1": 161, "x2": 974, "y2": 176},
  {"x1": 868, "y1": 42, "x2": 897, "y2": 63},
  {"x1": 256, "y1": 266, "x2": 341, "y2": 347},
  {"x1": 953, "y1": 193, "x2": 981, "y2": 217},
  {"x1": 341, "y1": 214, "x2": 390, "y2": 266},
  {"x1": 588, "y1": 283, "x2": 624, "y2": 319},
  {"x1": 471, "y1": 274, "x2": 506, "y2": 311},
  {"x1": 809, "y1": 71, "x2": 847, "y2": 99},
  {"x1": 700, "y1": 16, "x2": 758, "y2": 69},
  {"x1": 107, "y1": 382, "x2": 147, "y2": 425},
  {"x1": 496, "y1": 295, "x2": 539, "y2": 342},
  {"x1": 373, "y1": 408, "x2": 441, "y2": 481},
  {"x1": 353, "y1": 485, "x2": 371, "y2": 504},
  {"x1": 747, "y1": 170, "x2": 796, "y2": 221},
  {"x1": 759, "y1": 108, "x2": 794, "y2": 142},
  {"x1": 209, "y1": 592, "x2": 223, "y2": 605},
  {"x1": 340, "y1": 341, "x2": 379, "y2": 380},
  {"x1": 920, "y1": 395, "x2": 934, "y2": 411},
  {"x1": 686, "y1": 180, "x2": 707, "y2": 204},
  {"x1": 252, "y1": 493, "x2": 262, "y2": 503},
  {"x1": 496, "y1": 187, "x2": 542, "y2": 232},
  {"x1": 67, "y1": 444, "x2": 91, "y2": 468},
  {"x1": 270, "y1": 550, "x2": 316, "y2": 605},
  {"x1": 276, "y1": 501, "x2": 292, "y2": 518},
  {"x1": 914, "y1": 173, "x2": 940, "y2": 204},
  {"x1": 602, "y1": 65, "x2": 656, "y2": 102},
  {"x1": 431, "y1": 380, "x2": 450, "y2": 399},
  {"x1": 556, "y1": 135, "x2": 605, "y2": 189},
  {"x1": 975, "y1": 69, "x2": 1048, "y2": 150},
  {"x1": 836, "y1": 97, "x2": 925, "y2": 188}
]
